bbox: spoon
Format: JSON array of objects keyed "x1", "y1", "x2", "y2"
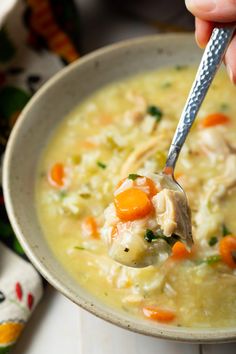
[
  {"x1": 105, "y1": 27, "x2": 235, "y2": 268},
  {"x1": 161, "y1": 26, "x2": 235, "y2": 247}
]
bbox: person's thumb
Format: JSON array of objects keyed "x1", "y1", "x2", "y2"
[{"x1": 185, "y1": 0, "x2": 236, "y2": 22}]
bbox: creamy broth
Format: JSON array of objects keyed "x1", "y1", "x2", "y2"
[{"x1": 36, "y1": 67, "x2": 236, "y2": 328}]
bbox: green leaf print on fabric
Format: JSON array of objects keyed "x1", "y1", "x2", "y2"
[
  {"x1": 0, "y1": 86, "x2": 31, "y2": 154},
  {"x1": 0, "y1": 86, "x2": 31, "y2": 120},
  {"x1": 0, "y1": 29, "x2": 16, "y2": 63},
  {"x1": 0, "y1": 346, "x2": 11, "y2": 354}
]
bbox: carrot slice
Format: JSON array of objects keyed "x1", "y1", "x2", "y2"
[
  {"x1": 199, "y1": 113, "x2": 230, "y2": 128},
  {"x1": 143, "y1": 306, "x2": 175, "y2": 322},
  {"x1": 114, "y1": 188, "x2": 153, "y2": 221},
  {"x1": 82, "y1": 216, "x2": 98, "y2": 238},
  {"x1": 219, "y1": 235, "x2": 236, "y2": 269},
  {"x1": 48, "y1": 163, "x2": 65, "y2": 187},
  {"x1": 171, "y1": 241, "x2": 190, "y2": 260},
  {"x1": 135, "y1": 176, "x2": 157, "y2": 198},
  {"x1": 116, "y1": 176, "x2": 157, "y2": 198}
]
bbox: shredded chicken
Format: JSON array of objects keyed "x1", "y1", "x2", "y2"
[
  {"x1": 121, "y1": 136, "x2": 169, "y2": 177},
  {"x1": 152, "y1": 188, "x2": 192, "y2": 243},
  {"x1": 199, "y1": 127, "x2": 231, "y2": 159},
  {"x1": 199, "y1": 126, "x2": 236, "y2": 202}
]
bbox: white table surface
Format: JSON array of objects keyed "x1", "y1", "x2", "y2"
[
  {"x1": 11, "y1": 286, "x2": 236, "y2": 354},
  {"x1": 7, "y1": 1, "x2": 236, "y2": 353}
]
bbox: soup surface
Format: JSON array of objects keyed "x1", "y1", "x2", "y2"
[{"x1": 36, "y1": 67, "x2": 236, "y2": 328}]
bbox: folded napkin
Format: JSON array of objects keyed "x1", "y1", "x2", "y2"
[{"x1": 0, "y1": 0, "x2": 80, "y2": 352}]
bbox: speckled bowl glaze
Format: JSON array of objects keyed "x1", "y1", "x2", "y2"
[{"x1": 3, "y1": 34, "x2": 236, "y2": 343}]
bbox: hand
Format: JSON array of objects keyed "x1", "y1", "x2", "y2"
[{"x1": 185, "y1": 0, "x2": 236, "y2": 84}]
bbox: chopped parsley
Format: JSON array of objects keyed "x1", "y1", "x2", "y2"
[
  {"x1": 97, "y1": 161, "x2": 107, "y2": 169},
  {"x1": 128, "y1": 173, "x2": 140, "y2": 181},
  {"x1": 175, "y1": 65, "x2": 188, "y2": 71},
  {"x1": 79, "y1": 193, "x2": 91, "y2": 199},
  {"x1": 58, "y1": 190, "x2": 67, "y2": 199},
  {"x1": 74, "y1": 246, "x2": 85, "y2": 250},
  {"x1": 144, "y1": 229, "x2": 180, "y2": 245},
  {"x1": 205, "y1": 255, "x2": 221, "y2": 265},
  {"x1": 144, "y1": 229, "x2": 158, "y2": 243},
  {"x1": 147, "y1": 105, "x2": 163, "y2": 122},
  {"x1": 220, "y1": 103, "x2": 229, "y2": 112},
  {"x1": 208, "y1": 236, "x2": 218, "y2": 247},
  {"x1": 196, "y1": 255, "x2": 222, "y2": 266},
  {"x1": 222, "y1": 224, "x2": 231, "y2": 237},
  {"x1": 161, "y1": 82, "x2": 172, "y2": 88}
]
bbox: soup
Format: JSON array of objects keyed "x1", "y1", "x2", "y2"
[{"x1": 36, "y1": 66, "x2": 236, "y2": 328}]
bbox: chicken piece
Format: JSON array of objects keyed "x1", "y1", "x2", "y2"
[
  {"x1": 207, "y1": 154, "x2": 236, "y2": 202},
  {"x1": 198, "y1": 124, "x2": 236, "y2": 203},
  {"x1": 199, "y1": 127, "x2": 231, "y2": 159},
  {"x1": 121, "y1": 136, "x2": 169, "y2": 177},
  {"x1": 152, "y1": 188, "x2": 192, "y2": 244}
]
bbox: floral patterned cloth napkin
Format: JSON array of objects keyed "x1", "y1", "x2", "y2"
[{"x1": 0, "y1": 0, "x2": 80, "y2": 352}]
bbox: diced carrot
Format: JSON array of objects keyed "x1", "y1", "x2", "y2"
[
  {"x1": 143, "y1": 306, "x2": 175, "y2": 322},
  {"x1": 163, "y1": 166, "x2": 173, "y2": 175},
  {"x1": 82, "y1": 216, "x2": 98, "y2": 238},
  {"x1": 48, "y1": 163, "x2": 64, "y2": 187},
  {"x1": 135, "y1": 176, "x2": 157, "y2": 198},
  {"x1": 82, "y1": 140, "x2": 97, "y2": 149},
  {"x1": 171, "y1": 241, "x2": 191, "y2": 260},
  {"x1": 116, "y1": 176, "x2": 157, "y2": 198},
  {"x1": 199, "y1": 113, "x2": 230, "y2": 128},
  {"x1": 114, "y1": 188, "x2": 153, "y2": 221},
  {"x1": 219, "y1": 235, "x2": 236, "y2": 269}
]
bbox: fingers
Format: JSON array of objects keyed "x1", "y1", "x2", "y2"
[
  {"x1": 195, "y1": 18, "x2": 213, "y2": 47},
  {"x1": 225, "y1": 35, "x2": 236, "y2": 84},
  {"x1": 185, "y1": 0, "x2": 236, "y2": 22}
]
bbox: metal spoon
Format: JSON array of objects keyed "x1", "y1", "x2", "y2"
[
  {"x1": 161, "y1": 26, "x2": 235, "y2": 247},
  {"x1": 106, "y1": 27, "x2": 235, "y2": 268}
]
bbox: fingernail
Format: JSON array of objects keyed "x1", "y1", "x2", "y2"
[
  {"x1": 185, "y1": 0, "x2": 216, "y2": 12},
  {"x1": 226, "y1": 64, "x2": 236, "y2": 84}
]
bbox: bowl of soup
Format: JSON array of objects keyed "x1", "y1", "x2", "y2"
[{"x1": 3, "y1": 34, "x2": 236, "y2": 342}]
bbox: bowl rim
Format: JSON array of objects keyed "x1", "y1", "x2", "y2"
[{"x1": 3, "y1": 33, "x2": 236, "y2": 343}]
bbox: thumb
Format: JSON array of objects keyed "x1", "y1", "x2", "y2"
[{"x1": 185, "y1": 0, "x2": 236, "y2": 22}]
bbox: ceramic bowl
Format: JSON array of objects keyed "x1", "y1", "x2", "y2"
[{"x1": 3, "y1": 34, "x2": 235, "y2": 343}]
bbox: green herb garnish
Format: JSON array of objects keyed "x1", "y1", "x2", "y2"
[
  {"x1": 58, "y1": 190, "x2": 67, "y2": 199},
  {"x1": 79, "y1": 193, "x2": 91, "y2": 199},
  {"x1": 97, "y1": 161, "x2": 107, "y2": 169},
  {"x1": 222, "y1": 224, "x2": 231, "y2": 237},
  {"x1": 161, "y1": 82, "x2": 172, "y2": 88},
  {"x1": 144, "y1": 229, "x2": 158, "y2": 243},
  {"x1": 205, "y1": 255, "x2": 221, "y2": 265},
  {"x1": 147, "y1": 105, "x2": 163, "y2": 122},
  {"x1": 175, "y1": 65, "x2": 188, "y2": 71},
  {"x1": 74, "y1": 246, "x2": 85, "y2": 250},
  {"x1": 220, "y1": 103, "x2": 229, "y2": 112},
  {"x1": 208, "y1": 236, "x2": 218, "y2": 247},
  {"x1": 128, "y1": 173, "x2": 140, "y2": 181},
  {"x1": 144, "y1": 229, "x2": 180, "y2": 245}
]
